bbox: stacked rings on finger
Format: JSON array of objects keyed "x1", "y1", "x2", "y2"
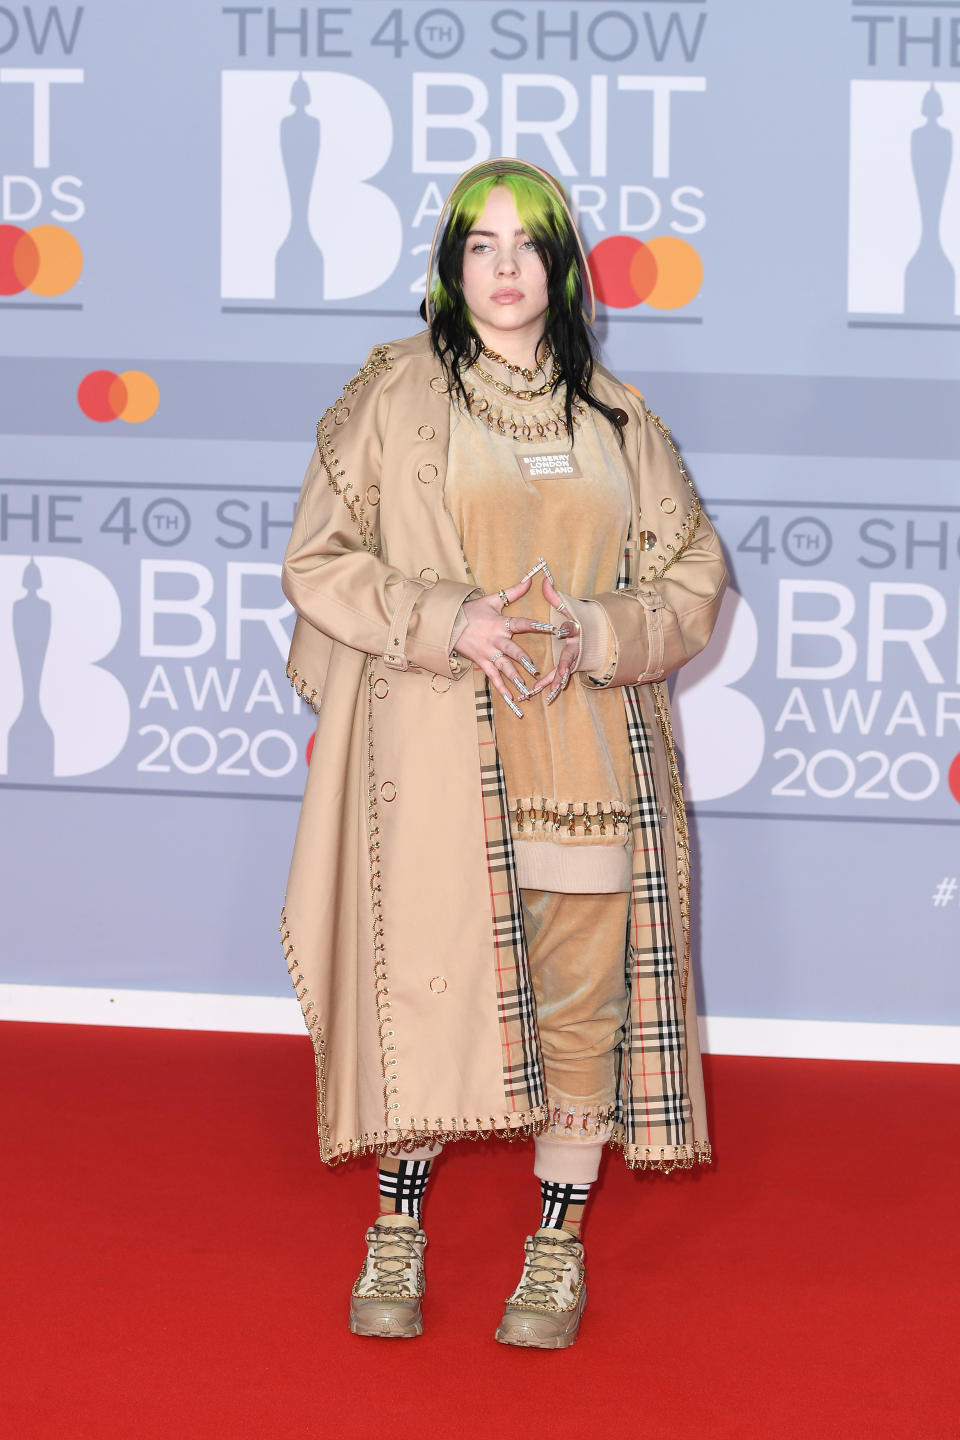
[
  {"x1": 498, "y1": 590, "x2": 509, "y2": 607},
  {"x1": 504, "y1": 617, "x2": 513, "y2": 635},
  {"x1": 491, "y1": 649, "x2": 504, "y2": 665}
]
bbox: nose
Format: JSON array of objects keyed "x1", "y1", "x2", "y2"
[{"x1": 496, "y1": 248, "x2": 520, "y2": 276}]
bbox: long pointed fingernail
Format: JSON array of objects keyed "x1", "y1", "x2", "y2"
[
  {"x1": 520, "y1": 656, "x2": 539, "y2": 677},
  {"x1": 503, "y1": 694, "x2": 524, "y2": 718},
  {"x1": 523, "y1": 560, "x2": 545, "y2": 581},
  {"x1": 530, "y1": 620, "x2": 553, "y2": 632},
  {"x1": 546, "y1": 670, "x2": 569, "y2": 704},
  {"x1": 511, "y1": 675, "x2": 531, "y2": 697}
]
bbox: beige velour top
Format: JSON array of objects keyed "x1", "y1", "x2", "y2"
[{"x1": 444, "y1": 361, "x2": 634, "y2": 892}]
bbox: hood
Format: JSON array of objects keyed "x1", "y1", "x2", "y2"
[{"x1": 423, "y1": 158, "x2": 595, "y2": 326}]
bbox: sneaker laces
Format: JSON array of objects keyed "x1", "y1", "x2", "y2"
[
  {"x1": 364, "y1": 1222, "x2": 424, "y2": 1296},
  {"x1": 513, "y1": 1231, "x2": 580, "y2": 1307}
]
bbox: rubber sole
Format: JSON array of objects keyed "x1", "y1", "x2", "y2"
[
  {"x1": 494, "y1": 1291, "x2": 586, "y2": 1350},
  {"x1": 348, "y1": 1300, "x2": 423, "y2": 1339}
]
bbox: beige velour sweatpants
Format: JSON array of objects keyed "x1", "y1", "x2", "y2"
[
  {"x1": 523, "y1": 887, "x2": 630, "y2": 1183},
  {"x1": 405, "y1": 888, "x2": 631, "y2": 1185}
]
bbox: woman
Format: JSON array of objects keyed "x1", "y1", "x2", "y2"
[{"x1": 280, "y1": 158, "x2": 726, "y2": 1349}]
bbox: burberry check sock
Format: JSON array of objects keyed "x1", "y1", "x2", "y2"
[
  {"x1": 378, "y1": 1158, "x2": 433, "y2": 1226},
  {"x1": 540, "y1": 1180, "x2": 592, "y2": 1237}
]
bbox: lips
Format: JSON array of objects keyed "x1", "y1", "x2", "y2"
[{"x1": 491, "y1": 288, "x2": 524, "y2": 303}]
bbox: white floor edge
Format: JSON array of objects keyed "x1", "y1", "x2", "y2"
[{"x1": 1, "y1": 984, "x2": 958, "y2": 1063}]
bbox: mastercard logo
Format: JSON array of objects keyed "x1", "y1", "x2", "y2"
[
  {"x1": 0, "y1": 224, "x2": 83, "y2": 297},
  {"x1": 78, "y1": 370, "x2": 160, "y2": 424},
  {"x1": 587, "y1": 235, "x2": 703, "y2": 311},
  {"x1": 950, "y1": 752, "x2": 960, "y2": 804}
]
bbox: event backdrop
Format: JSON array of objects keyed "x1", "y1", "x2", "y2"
[{"x1": 1, "y1": 1, "x2": 958, "y2": 1041}]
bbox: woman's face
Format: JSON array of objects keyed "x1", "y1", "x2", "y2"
[{"x1": 459, "y1": 185, "x2": 549, "y2": 346}]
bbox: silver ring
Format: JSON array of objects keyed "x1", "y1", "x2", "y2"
[
  {"x1": 491, "y1": 649, "x2": 504, "y2": 665},
  {"x1": 555, "y1": 600, "x2": 568, "y2": 615},
  {"x1": 504, "y1": 617, "x2": 513, "y2": 635}
]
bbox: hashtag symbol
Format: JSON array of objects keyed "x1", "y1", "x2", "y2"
[{"x1": 932, "y1": 877, "x2": 958, "y2": 907}]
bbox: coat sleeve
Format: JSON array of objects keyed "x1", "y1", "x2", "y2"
[
  {"x1": 584, "y1": 405, "x2": 727, "y2": 689},
  {"x1": 282, "y1": 350, "x2": 478, "y2": 680}
]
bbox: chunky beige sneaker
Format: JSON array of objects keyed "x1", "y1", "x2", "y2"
[
  {"x1": 348, "y1": 1213, "x2": 427, "y2": 1339},
  {"x1": 495, "y1": 1226, "x2": 587, "y2": 1349}
]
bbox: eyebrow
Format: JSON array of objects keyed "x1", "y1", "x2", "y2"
[{"x1": 466, "y1": 228, "x2": 529, "y2": 238}]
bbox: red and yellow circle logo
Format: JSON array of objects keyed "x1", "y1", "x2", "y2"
[
  {"x1": 78, "y1": 370, "x2": 160, "y2": 424},
  {"x1": 949, "y1": 752, "x2": 960, "y2": 804},
  {"x1": 587, "y1": 235, "x2": 703, "y2": 311},
  {"x1": 0, "y1": 224, "x2": 83, "y2": 297}
]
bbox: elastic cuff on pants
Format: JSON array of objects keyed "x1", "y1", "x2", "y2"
[{"x1": 533, "y1": 1134, "x2": 604, "y2": 1185}]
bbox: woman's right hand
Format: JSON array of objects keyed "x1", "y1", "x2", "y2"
[{"x1": 454, "y1": 575, "x2": 556, "y2": 714}]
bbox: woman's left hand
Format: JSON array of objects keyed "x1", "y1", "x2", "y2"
[{"x1": 532, "y1": 573, "x2": 581, "y2": 704}]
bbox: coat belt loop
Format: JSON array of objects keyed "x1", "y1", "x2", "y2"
[
  {"x1": 383, "y1": 577, "x2": 425, "y2": 671},
  {"x1": 636, "y1": 586, "x2": 665, "y2": 680}
]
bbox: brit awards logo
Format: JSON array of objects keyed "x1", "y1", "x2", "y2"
[
  {"x1": 848, "y1": 80, "x2": 960, "y2": 327},
  {"x1": 0, "y1": 556, "x2": 129, "y2": 777},
  {"x1": 220, "y1": 70, "x2": 402, "y2": 306},
  {"x1": 672, "y1": 588, "x2": 765, "y2": 802}
]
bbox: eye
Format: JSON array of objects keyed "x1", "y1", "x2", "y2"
[{"x1": 469, "y1": 241, "x2": 492, "y2": 253}]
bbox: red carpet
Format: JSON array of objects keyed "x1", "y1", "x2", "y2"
[{"x1": 2, "y1": 1022, "x2": 957, "y2": 1439}]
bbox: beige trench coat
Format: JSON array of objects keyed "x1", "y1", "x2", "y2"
[{"x1": 280, "y1": 330, "x2": 727, "y2": 1170}]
